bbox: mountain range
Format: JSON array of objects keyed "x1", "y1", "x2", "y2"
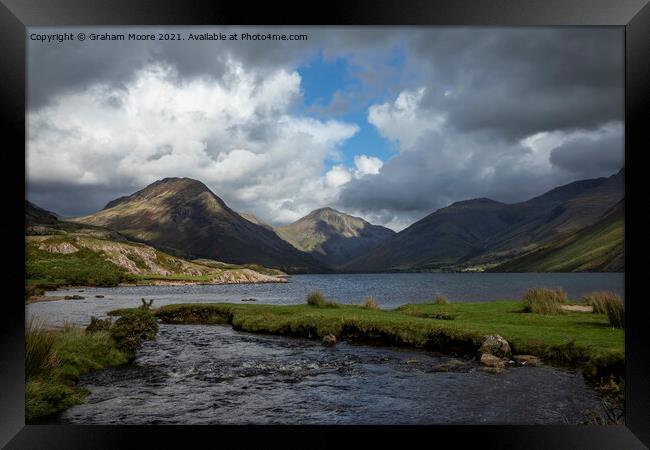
[
  {"x1": 343, "y1": 168, "x2": 624, "y2": 272},
  {"x1": 32, "y1": 168, "x2": 623, "y2": 273}
]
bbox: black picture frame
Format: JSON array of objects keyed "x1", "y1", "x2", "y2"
[{"x1": 2, "y1": 0, "x2": 648, "y2": 448}]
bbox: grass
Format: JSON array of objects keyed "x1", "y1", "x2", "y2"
[
  {"x1": 149, "y1": 299, "x2": 623, "y2": 380},
  {"x1": 434, "y1": 294, "x2": 449, "y2": 305},
  {"x1": 26, "y1": 241, "x2": 136, "y2": 287},
  {"x1": 361, "y1": 297, "x2": 380, "y2": 309},
  {"x1": 25, "y1": 310, "x2": 159, "y2": 422},
  {"x1": 522, "y1": 287, "x2": 567, "y2": 314},
  {"x1": 306, "y1": 291, "x2": 339, "y2": 308},
  {"x1": 583, "y1": 291, "x2": 625, "y2": 328},
  {"x1": 26, "y1": 319, "x2": 60, "y2": 379}
]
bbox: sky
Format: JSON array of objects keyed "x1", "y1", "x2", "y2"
[{"x1": 26, "y1": 27, "x2": 624, "y2": 231}]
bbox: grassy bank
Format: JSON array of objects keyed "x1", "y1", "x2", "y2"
[
  {"x1": 26, "y1": 236, "x2": 287, "y2": 290},
  {"x1": 149, "y1": 299, "x2": 623, "y2": 379},
  {"x1": 26, "y1": 309, "x2": 158, "y2": 422}
]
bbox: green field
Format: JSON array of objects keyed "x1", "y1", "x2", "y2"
[{"x1": 149, "y1": 300, "x2": 624, "y2": 379}]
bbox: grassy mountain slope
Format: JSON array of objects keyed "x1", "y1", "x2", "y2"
[{"x1": 489, "y1": 200, "x2": 624, "y2": 272}]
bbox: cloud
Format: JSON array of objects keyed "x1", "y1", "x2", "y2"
[
  {"x1": 407, "y1": 28, "x2": 623, "y2": 140},
  {"x1": 27, "y1": 61, "x2": 359, "y2": 222},
  {"x1": 325, "y1": 165, "x2": 353, "y2": 188},
  {"x1": 367, "y1": 88, "x2": 445, "y2": 150},
  {"x1": 549, "y1": 123, "x2": 624, "y2": 178},
  {"x1": 354, "y1": 155, "x2": 383, "y2": 176}
]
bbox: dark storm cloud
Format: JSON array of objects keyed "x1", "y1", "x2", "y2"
[
  {"x1": 27, "y1": 27, "x2": 399, "y2": 111},
  {"x1": 549, "y1": 125, "x2": 624, "y2": 178},
  {"x1": 409, "y1": 28, "x2": 623, "y2": 140}
]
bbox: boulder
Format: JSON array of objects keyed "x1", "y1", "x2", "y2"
[
  {"x1": 480, "y1": 353, "x2": 505, "y2": 369},
  {"x1": 513, "y1": 355, "x2": 541, "y2": 366},
  {"x1": 478, "y1": 335, "x2": 511, "y2": 358},
  {"x1": 95, "y1": 295, "x2": 105, "y2": 298},
  {"x1": 322, "y1": 334, "x2": 337, "y2": 346},
  {"x1": 64, "y1": 295, "x2": 84, "y2": 300}
]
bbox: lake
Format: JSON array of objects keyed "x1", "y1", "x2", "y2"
[{"x1": 28, "y1": 272, "x2": 624, "y2": 327}]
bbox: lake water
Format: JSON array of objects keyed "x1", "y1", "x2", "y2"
[
  {"x1": 28, "y1": 272, "x2": 624, "y2": 328},
  {"x1": 27, "y1": 273, "x2": 621, "y2": 425}
]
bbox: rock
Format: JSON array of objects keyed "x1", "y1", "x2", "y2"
[
  {"x1": 322, "y1": 334, "x2": 337, "y2": 346},
  {"x1": 478, "y1": 335, "x2": 511, "y2": 358},
  {"x1": 480, "y1": 353, "x2": 505, "y2": 369},
  {"x1": 96, "y1": 295, "x2": 105, "y2": 298},
  {"x1": 241, "y1": 298, "x2": 258, "y2": 302},
  {"x1": 64, "y1": 295, "x2": 84, "y2": 300},
  {"x1": 513, "y1": 355, "x2": 541, "y2": 366}
]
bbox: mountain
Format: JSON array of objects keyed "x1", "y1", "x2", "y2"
[
  {"x1": 275, "y1": 207, "x2": 395, "y2": 268},
  {"x1": 489, "y1": 199, "x2": 624, "y2": 272},
  {"x1": 342, "y1": 169, "x2": 624, "y2": 272},
  {"x1": 71, "y1": 178, "x2": 325, "y2": 273},
  {"x1": 239, "y1": 212, "x2": 275, "y2": 231},
  {"x1": 25, "y1": 201, "x2": 288, "y2": 288}
]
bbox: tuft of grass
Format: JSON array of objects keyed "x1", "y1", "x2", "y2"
[
  {"x1": 583, "y1": 291, "x2": 624, "y2": 328},
  {"x1": 306, "y1": 291, "x2": 339, "y2": 308},
  {"x1": 26, "y1": 319, "x2": 60, "y2": 380},
  {"x1": 434, "y1": 294, "x2": 449, "y2": 305},
  {"x1": 361, "y1": 296, "x2": 380, "y2": 309},
  {"x1": 604, "y1": 296, "x2": 624, "y2": 329},
  {"x1": 522, "y1": 287, "x2": 567, "y2": 314}
]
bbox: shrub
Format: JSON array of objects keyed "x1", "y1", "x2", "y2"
[
  {"x1": 603, "y1": 296, "x2": 625, "y2": 329},
  {"x1": 361, "y1": 297, "x2": 380, "y2": 309},
  {"x1": 307, "y1": 291, "x2": 326, "y2": 306},
  {"x1": 522, "y1": 287, "x2": 567, "y2": 314},
  {"x1": 26, "y1": 319, "x2": 60, "y2": 380},
  {"x1": 110, "y1": 309, "x2": 159, "y2": 355},
  {"x1": 306, "y1": 291, "x2": 339, "y2": 308},
  {"x1": 85, "y1": 316, "x2": 112, "y2": 333},
  {"x1": 582, "y1": 291, "x2": 624, "y2": 328},
  {"x1": 434, "y1": 294, "x2": 449, "y2": 305},
  {"x1": 583, "y1": 291, "x2": 618, "y2": 315}
]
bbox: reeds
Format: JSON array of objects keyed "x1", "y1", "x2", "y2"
[
  {"x1": 522, "y1": 287, "x2": 568, "y2": 314},
  {"x1": 583, "y1": 291, "x2": 624, "y2": 328},
  {"x1": 25, "y1": 318, "x2": 60, "y2": 379}
]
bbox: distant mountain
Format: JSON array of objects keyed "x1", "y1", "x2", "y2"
[
  {"x1": 342, "y1": 169, "x2": 624, "y2": 272},
  {"x1": 275, "y1": 207, "x2": 395, "y2": 268},
  {"x1": 239, "y1": 212, "x2": 275, "y2": 231},
  {"x1": 489, "y1": 199, "x2": 624, "y2": 272},
  {"x1": 71, "y1": 178, "x2": 326, "y2": 273}
]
